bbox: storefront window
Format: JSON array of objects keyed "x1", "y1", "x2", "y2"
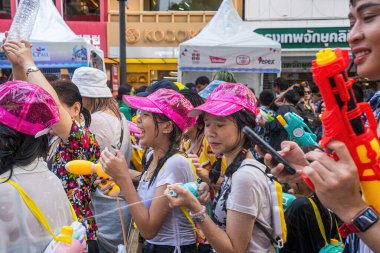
[
  {"x1": 63, "y1": 0, "x2": 100, "y2": 21},
  {"x1": 0, "y1": 0, "x2": 11, "y2": 19},
  {"x1": 144, "y1": 0, "x2": 222, "y2": 11}
]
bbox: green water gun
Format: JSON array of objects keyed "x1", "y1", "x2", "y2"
[{"x1": 277, "y1": 112, "x2": 318, "y2": 147}]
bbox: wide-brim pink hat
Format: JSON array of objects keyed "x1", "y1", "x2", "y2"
[
  {"x1": 123, "y1": 88, "x2": 196, "y2": 132},
  {"x1": 0, "y1": 81, "x2": 60, "y2": 137},
  {"x1": 190, "y1": 82, "x2": 259, "y2": 117}
]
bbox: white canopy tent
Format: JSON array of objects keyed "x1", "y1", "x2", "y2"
[
  {"x1": 0, "y1": 0, "x2": 104, "y2": 71},
  {"x1": 178, "y1": 0, "x2": 281, "y2": 93}
]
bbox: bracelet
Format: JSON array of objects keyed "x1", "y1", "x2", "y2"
[
  {"x1": 190, "y1": 205, "x2": 207, "y2": 224},
  {"x1": 26, "y1": 66, "x2": 40, "y2": 77}
]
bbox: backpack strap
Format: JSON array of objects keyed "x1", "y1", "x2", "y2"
[
  {"x1": 1, "y1": 177, "x2": 77, "y2": 242},
  {"x1": 243, "y1": 164, "x2": 285, "y2": 248},
  {"x1": 308, "y1": 198, "x2": 328, "y2": 246}
]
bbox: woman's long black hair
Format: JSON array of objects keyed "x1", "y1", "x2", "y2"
[
  {"x1": 209, "y1": 109, "x2": 256, "y2": 183},
  {"x1": 179, "y1": 89, "x2": 205, "y2": 140},
  {"x1": 0, "y1": 124, "x2": 48, "y2": 182},
  {"x1": 51, "y1": 80, "x2": 91, "y2": 128},
  {"x1": 141, "y1": 113, "x2": 183, "y2": 187}
]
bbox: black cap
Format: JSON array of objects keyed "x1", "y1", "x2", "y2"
[{"x1": 137, "y1": 80, "x2": 179, "y2": 97}]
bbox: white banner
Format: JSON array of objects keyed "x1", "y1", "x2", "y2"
[{"x1": 178, "y1": 45, "x2": 281, "y2": 73}]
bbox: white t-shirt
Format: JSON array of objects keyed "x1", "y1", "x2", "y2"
[
  {"x1": 137, "y1": 154, "x2": 196, "y2": 247},
  {"x1": 0, "y1": 159, "x2": 74, "y2": 253},
  {"x1": 213, "y1": 158, "x2": 272, "y2": 253},
  {"x1": 90, "y1": 111, "x2": 132, "y2": 163}
]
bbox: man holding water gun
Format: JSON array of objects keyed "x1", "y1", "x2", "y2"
[{"x1": 262, "y1": 1, "x2": 380, "y2": 252}]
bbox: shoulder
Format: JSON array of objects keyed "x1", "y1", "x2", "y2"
[
  {"x1": 163, "y1": 154, "x2": 192, "y2": 170},
  {"x1": 231, "y1": 159, "x2": 268, "y2": 189}
]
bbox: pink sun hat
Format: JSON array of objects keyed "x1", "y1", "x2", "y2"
[
  {"x1": 123, "y1": 88, "x2": 196, "y2": 132},
  {"x1": 0, "y1": 81, "x2": 60, "y2": 137},
  {"x1": 190, "y1": 82, "x2": 259, "y2": 117}
]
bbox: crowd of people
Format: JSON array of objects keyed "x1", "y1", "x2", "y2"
[{"x1": 1, "y1": 0, "x2": 380, "y2": 253}]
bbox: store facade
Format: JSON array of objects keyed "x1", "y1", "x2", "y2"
[
  {"x1": 106, "y1": 0, "x2": 243, "y2": 87},
  {"x1": 244, "y1": 0, "x2": 350, "y2": 88}
]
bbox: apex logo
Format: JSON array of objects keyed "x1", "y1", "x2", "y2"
[{"x1": 258, "y1": 57, "x2": 275, "y2": 65}]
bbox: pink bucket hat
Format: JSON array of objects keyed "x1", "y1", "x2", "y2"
[
  {"x1": 190, "y1": 83, "x2": 259, "y2": 117},
  {"x1": 0, "y1": 81, "x2": 60, "y2": 137},
  {"x1": 123, "y1": 89, "x2": 196, "y2": 132}
]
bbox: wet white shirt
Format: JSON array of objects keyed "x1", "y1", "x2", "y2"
[{"x1": 0, "y1": 159, "x2": 74, "y2": 253}]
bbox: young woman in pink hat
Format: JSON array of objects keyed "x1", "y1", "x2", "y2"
[
  {"x1": 1, "y1": 40, "x2": 78, "y2": 252},
  {"x1": 166, "y1": 83, "x2": 274, "y2": 253},
  {"x1": 100, "y1": 89, "x2": 199, "y2": 253}
]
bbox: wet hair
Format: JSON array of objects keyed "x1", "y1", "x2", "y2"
[
  {"x1": 179, "y1": 89, "x2": 205, "y2": 140},
  {"x1": 259, "y1": 90, "x2": 275, "y2": 106},
  {"x1": 51, "y1": 80, "x2": 91, "y2": 128},
  {"x1": 0, "y1": 124, "x2": 48, "y2": 182},
  {"x1": 195, "y1": 76, "x2": 210, "y2": 86},
  {"x1": 273, "y1": 77, "x2": 290, "y2": 92},
  {"x1": 209, "y1": 109, "x2": 256, "y2": 183},
  {"x1": 284, "y1": 89, "x2": 301, "y2": 106},
  {"x1": 212, "y1": 71, "x2": 236, "y2": 83},
  {"x1": 117, "y1": 84, "x2": 133, "y2": 101},
  {"x1": 141, "y1": 113, "x2": 183, "y2": 187}
]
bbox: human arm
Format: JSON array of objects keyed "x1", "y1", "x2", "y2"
[
  {"x1": 304, "y1": 141, "x2": 380, "y2": 252},
  {"x1": 166, "y1": 167, "x2": 260, "y2": 253},
  {"x1": 100, "y1": 149, "x2": 173, "y2": 239},
  {"x1": 2, "y1": 40, "x2": 72, "y2": 141}
]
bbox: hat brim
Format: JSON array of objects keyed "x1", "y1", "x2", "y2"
[
  {"x1": 189, "y1": 100, "x2": 243, "y2": 117},
  {"x1": 78, "y1": 86, "x2": 113, "y2": 98},
  {"x1": 123, "y1": 95, "x2": 162, "y2": 114}
]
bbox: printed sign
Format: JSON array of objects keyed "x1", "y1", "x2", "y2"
[
  {"x1": 210, "y1": 56, "x2": 226, "y2": 64},
  {"x1": 33, "y1": 46, "x2": 51, "y2": 61},
  {"x1": 236, "y1": 55, "x2": 250, "y2": 65}
]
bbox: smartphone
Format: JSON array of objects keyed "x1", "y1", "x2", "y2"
[{"x1": 242, "y1": 126, "x2": 296, "y2": 175}]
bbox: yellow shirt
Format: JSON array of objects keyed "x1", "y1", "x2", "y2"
[{"x1": 181, "y1": 136, "x2": 227, "y2": 176}]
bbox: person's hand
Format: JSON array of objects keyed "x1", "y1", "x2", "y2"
[
  {"x1": 100, "y1": 148, "x2": 130, "y2": 184},
  {"x1": 2, "y1": 39, "x2": 34, "y2": 68},
  {"x1": 258, "y1": 141, "x2": 306, "y2": 184},
  {"x1": 304, "y1": 140, "x2": 367, "y2": 223},
  {"x1": 198, "y1": 182, "x2": 210, "y2": 205},
  {"x1": 196, "y1": 167, "x2": 210, "y2": 183},
  {"x1": 94, "y1": 176, "x2": 120, "y2": 197},
  {"x1": 188, "y1": 154, "x2": 201, "y2": 168},
  {"x1": 165, "y1": 184, "x2": 202, "y2": 212}
]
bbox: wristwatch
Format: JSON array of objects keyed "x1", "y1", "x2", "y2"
[
  {"x1": 190, "y1": 205, "x2": 207, "y2": 224},
  {"x1": 339, "y1": 206, "x2": 379, "y2": 238},
  {"x1": 26, "y1": 66, "x2": 40, "y2": 77}
]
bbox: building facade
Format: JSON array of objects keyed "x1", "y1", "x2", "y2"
[
  {"x1": 244, "y1": 0, "x2": 350, "y2": 87},
  {"x1": 107, "y1": 0, "x2": 243, "y2": 87}
]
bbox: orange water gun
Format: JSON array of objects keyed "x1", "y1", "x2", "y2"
[
  {"x1": 65, "y1": 160, "x2": 120, "y2": 196},
  {"x1": 311, "y1": 48, "x2": 380, "y2": 212}
]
